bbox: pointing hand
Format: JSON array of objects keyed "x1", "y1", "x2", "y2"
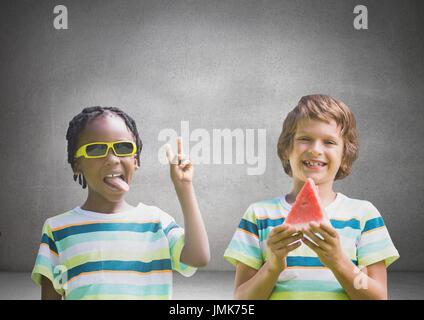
[{"x1": 165, "y1": 137, "x2": 193, "y2": 186}]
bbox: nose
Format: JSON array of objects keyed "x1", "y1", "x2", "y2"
[
  {"x1": 309, "y1": 140, "x2": 323, "y2": 156},
  {"x1": 104, "y1": 147, "x2": 120, "y2": 164}
]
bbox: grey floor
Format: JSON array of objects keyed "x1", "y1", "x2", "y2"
[{"x1": 0, "y1": 271, "x2": 423, "y2": 300}]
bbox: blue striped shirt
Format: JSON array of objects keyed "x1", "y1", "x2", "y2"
[
  {"x1": 31, "y1": 203, "x2": 196, "y2": 299},
  {"x1": 224, "y1": 193, "x2": 399, "y2": 299}
]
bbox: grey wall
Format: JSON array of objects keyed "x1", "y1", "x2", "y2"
[{"x1": 1, "y1": 0, "x2": 423, "y2": 272}]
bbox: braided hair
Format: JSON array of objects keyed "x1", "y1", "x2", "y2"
[{"x1": 66, "y1": 106, "x2": 143, "y2": 189}]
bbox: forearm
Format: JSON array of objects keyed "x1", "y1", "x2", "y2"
[
  {"x1": 235, "y1": 262, "x2": 281, "y2": 300},
  {"x1": 41, "y1": 276, "x2": 63, "y2": 300},
  {"x1": 175, "y1": 183, "x2": 210, "y2": 267},
  {"x1": 330, "y1": 258, "x2": 387, "y2": 300}
]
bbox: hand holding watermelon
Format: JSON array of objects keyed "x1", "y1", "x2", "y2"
[
  {"x1": 301, "y1": 222, "x2": 349, "y2": 270},
  {"x1": 282, "y1": 178, "x2": 349, "y2": 269},
  {"x1": 266, "y1": 224, "x2": 303, "y2": 272}
]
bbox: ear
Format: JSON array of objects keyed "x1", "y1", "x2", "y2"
[
  {"x1": 73, "y1": 158, "x2": 82, "y2": 175},
  {"x1": 134, "y1": 158, "x2": 140, "y2": 170}
]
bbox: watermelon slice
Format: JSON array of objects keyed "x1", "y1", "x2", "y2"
[{"x1": 284, "y1": 178, "x2": 326, "y2": 228}]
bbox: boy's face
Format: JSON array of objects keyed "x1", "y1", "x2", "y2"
[
  {"x1": 74, "y1": 114, "x2": 139, "y2": 204},
  {"x1": 288, "y1": 118, "x2": 344, "y2": 187}
]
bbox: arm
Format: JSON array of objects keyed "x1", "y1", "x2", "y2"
[
  {"x1": 175, "y1": 183, "x2": 210, "y2": 267},
  {"x1": 234, "y1": 225, "x2": 302, "y2": 300},
  {"x1": 165, "y1": 138, "x2": 210, "y2": 267},
  {"x1": 329, "y1": 259, "x2": 388, "y2": 300},
  {"x1": 303, "y1": 222, "x2": 388, "y2": 300},
  {"x1": 41, "y1": 276, "x2": 62, "y2": 300},
  {"x1": 234, "y1": 261, "x2": 281, "y2": 300}
]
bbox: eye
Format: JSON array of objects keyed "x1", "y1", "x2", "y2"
[
  {"x1": 297, "y1": 137, "x2": 311, "y2": 141},
  {"x1": 325, "y1": 140, "x2": 336, "y2": 145}
]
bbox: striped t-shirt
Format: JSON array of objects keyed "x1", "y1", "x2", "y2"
[
  {"x1": 31, "y1": 203, "x2": 196, "y2": 299},
  {"x1": 224, "y1": 193, "x2": 399, "y2": 300}
]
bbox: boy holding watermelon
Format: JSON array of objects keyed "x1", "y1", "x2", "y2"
[{"x1": 224, "y1": 94, "x2": 399, "y2": 299}]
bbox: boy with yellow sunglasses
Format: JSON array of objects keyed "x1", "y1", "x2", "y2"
[{"x1": 31, "y1": 106, "x2": 210, "y2": 299}]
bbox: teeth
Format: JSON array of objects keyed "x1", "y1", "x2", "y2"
[
  {"x1": 304, "y1": 161, "x2": 325, "y2": 167},
  {"x1": 105, "y1": 173, "x2": 123, "y2": 178}
]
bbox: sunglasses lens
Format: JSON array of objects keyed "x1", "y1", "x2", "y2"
[
  {"x1": 114, "y1": 142, "x2": 135, "y2": 155},
  {"x1": 86, "y1": 144, "x2": 108, "y2": 157}
]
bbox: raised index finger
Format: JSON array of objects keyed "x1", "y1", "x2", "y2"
[
  {"x1": 177, "y1": 137, "x2": 183, "y2": 156},
  {"x1": 177, "y1": 137, "x2": 183, "y2": 164}
]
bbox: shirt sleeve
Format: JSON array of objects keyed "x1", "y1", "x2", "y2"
[
  {"x1": 159, "y1": 210, "x2": 197, "y2": 277},
  {"x1": 357, "y1": 202, "x2": 400, "y2": 268},
  {"x1": 223, "y1": 205, "x2": 264, "y2": 270},
  {"x1": 31, "y1": 219, "x2": 65, "y2": 296}
]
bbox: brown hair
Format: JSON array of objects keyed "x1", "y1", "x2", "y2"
[{"x1": 277, "y1": 94, "x2": 359, "y2": 180}]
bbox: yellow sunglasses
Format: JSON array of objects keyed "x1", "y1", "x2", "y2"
[{"x1": 75, "y1": 141, "x2": 137, "y2": 159}]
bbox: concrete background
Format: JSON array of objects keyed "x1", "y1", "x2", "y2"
[{"x1": 0, "y1": 0, "x2": 423, "y2": 272}]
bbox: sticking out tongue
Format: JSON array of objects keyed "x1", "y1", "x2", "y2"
[{"x1": 104, "y1": 177, "x2": 129, "y2": 192}]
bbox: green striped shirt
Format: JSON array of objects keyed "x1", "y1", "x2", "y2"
[
  {"x1": 224, "y1": 193, "x2": 399, "y2": 300},
  {"x1": 31, "y1": 203, "x2": 196, "y2": 299}
]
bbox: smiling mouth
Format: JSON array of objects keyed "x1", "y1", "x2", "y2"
[{"x1": 302, "y1": 160, "x2": 327, "y2": 168}]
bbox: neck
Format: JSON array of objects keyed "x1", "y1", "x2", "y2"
[
  {"x1": 81, "y1": 190, "x2": 132, "y2": 213},
  {"x1": 287, "y1": 178, "x2": 337, "y2": 208}
]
